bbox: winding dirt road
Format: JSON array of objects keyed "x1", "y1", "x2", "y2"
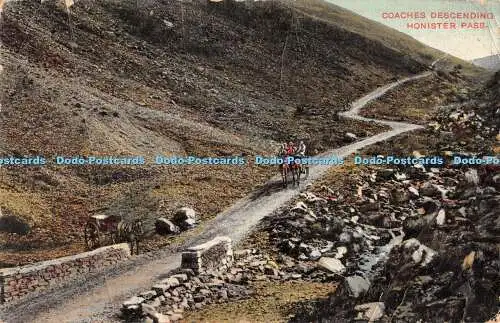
[{"x1": 0, "y1": 67, "x2": 437, "y2": 323}]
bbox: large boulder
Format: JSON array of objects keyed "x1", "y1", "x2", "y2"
[
  {"x1": 155, "y1": 218, "x2": 179, "y2": 235},
  {"x1": 317, "y1": 257, "x2": 346, "y2": 274},
  {"x1": 0, "y1": 213, "x2": 30, "y2": 235},
  {"x1": 345, "y1": 275, "x2": 371, "y2": 298},
  {"x1": 173, "y1": 207, "x2": 197, "y2": 230}
]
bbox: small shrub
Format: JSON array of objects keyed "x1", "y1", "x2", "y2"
[{"x1": 295, "y1": 106, "x2": 306, "y2": 115}]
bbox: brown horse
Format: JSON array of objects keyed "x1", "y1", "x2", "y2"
[
  {"x1": 300, "y1": 158, "x2": 310, "y2": 178},
  {"x1": 290, "y1": 159, "x2": 301, "y2": 186},
  {"x1": 280, "y1": 162, "x2": 289, "y2": 187},
  {"x1": 280, "y1": 156, "x2": 301, "y2": 187},
  {"x1": 116, "y1": 219, "x2": 143, "y2": 255}
]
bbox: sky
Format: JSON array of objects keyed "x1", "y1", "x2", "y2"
[{"x1": 325, "y1": 0, "x2": 500, "y2": 61}]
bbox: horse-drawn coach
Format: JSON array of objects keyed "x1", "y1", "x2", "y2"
[{"x1": 84, "y1": 214, "x2": 143, "y2": 254}]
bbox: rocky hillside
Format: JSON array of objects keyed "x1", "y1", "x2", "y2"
[
  {"x1": 173, "y1": 66, "x2": 499, "y2": 322},
  {"x1": 0, "y1": 0, "x2": 477, "y2": 265},
  {"x1": 286, "y1": 163, "x2": 499, "y2": 322},
  {"x1": 487, "y1": 70, "x2": 500, "y2": 102}
]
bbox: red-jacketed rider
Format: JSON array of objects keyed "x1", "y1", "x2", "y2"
[{"x1": 286, "y1": 141, "x2": 296, "y2": 156}]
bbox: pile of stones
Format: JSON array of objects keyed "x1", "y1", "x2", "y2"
[
  {"x1": 426, "y1": 99, "x2": 499, "y2": 154},
  {"x1": 269, "y1": 163, "x2": 500, "y2": 322}
]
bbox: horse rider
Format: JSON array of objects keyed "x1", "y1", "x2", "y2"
[
  {"x1": 277, "y1": 143, "x2": 288, "y2": 169},
  {"x1": 286, "y1": 141, "x2": 296, "y2": 156},
  {"x1": 295, "y1": 141, "x2": 307, "y2": 173},
  {"x1": 296, "y1": 140, "x2": 306, "y2": 156},
  {"x1": 285, "y1": 141, "x2": 300, "y2": 169},
  {"x1": 278, "y1": 142, "x2": 287, "y2": 156}
]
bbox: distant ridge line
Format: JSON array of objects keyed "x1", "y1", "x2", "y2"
[{"x1": 471, "y1": 54, "x2": 500, "y2": 71}]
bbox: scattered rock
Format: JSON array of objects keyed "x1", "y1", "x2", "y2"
[
  {"x1": 270, "y1": 161, "x2": 499, "y2": 322},
  {"x1": 345, "y1": 275, "x2": 370, "y2": 298},
  {"x1": 170, "y1": 274, "x2": 188, "y2": 283},
  {"x1": 403, "y1": 216, "x2": 426, "y2": 237},
  {"x1": 345, "y1": 132, "x2": 357, "y2": 141},
  {"x1": 419, "y1": 197, "x2": 441, "y2": 214},
  {"x1": 123, "y1": 296, "x2": 145, "y2": 307},
  {"x1": 334, "y1": 246, "x2": 347, "y2": 259},
  {"x1": 403, "y1": 238, "x2": 437, "y2": 266},
  {"x1": 317, "y1": 257, "x2": 346, "y2": 274},
  {"x1": 435, "y1": 209, "x2": 446, "y2": 226},
  {"x1": 462, "y1": 251, "x2": 475, "y2": 270},
  {"x1": 377, "y1": 168, "x2": 395, "y2": 180},
  {"x1": 408, "y1": 187, "x2": 419, "y2": 197},
  {"x1": 309, "y1": 249, "x2": 322, "y2": 261},
  {"x1": 464, "y1": 169, "x2": 479, "y2": 185},
  {"x1": 354, "y1": 302, "x2": 385, "y2": 321},
  {"x1": 161, "y1": 277, "x2": 179, "y2": 288},
  {"x1": 152, "y1": 284, "x2": 170, "y2": 294},
  {"x1": 140, "y1": 290, "x2": 157, "y2": 300},
  {"x1": 420, "y1": 182, "x2": 441, "y2": 197},
  {"x1": 163, "y1": 20, "x2": 174, "y2": 28}
]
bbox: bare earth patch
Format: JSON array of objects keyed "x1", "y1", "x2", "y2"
[{"x1": 184, "y1": 281, "x2": 338, "y2": 323}]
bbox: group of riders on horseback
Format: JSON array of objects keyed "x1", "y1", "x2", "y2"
[{"x1": 277, "y1": 140, "x2": 309, "y2": 187}]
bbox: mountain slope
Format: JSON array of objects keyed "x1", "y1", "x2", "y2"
[
  {"x1": 0, "y1": 0, "x2": 475, "y2": 265},
  {"x1": 472, "y1": 54, "x2": 500, "y2": 71}
]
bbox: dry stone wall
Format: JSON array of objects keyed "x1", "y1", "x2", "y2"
[
  {"x1": 122, "y1": 236, "x2": 236, "y2": 322},
  {"x1": 0, "y1": 243, "x2": 130, "y2": 303},
  {"x1": 180, "y1": 236, "x2": 233, "y2": 274}
]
